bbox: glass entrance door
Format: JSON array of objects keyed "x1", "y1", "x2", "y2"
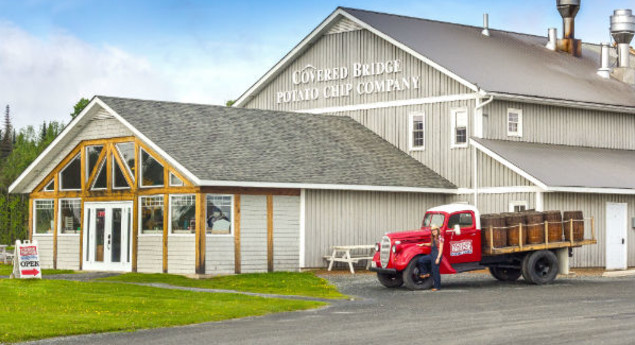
[{"x1": 83, "y1": 202, "x2": 133, "y2": 271}]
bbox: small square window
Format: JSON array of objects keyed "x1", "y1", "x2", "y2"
[
  {"x1": 509, "y1": 201, "x2": 528, "y2": 213},
  {"x1": 507, "y1": 108, "x2": 523, "y2": 137},
  {"x1": 409, "y1": 112, "x2": 425, "y2": 150},
  {"x1": 451, "y1": 109, "x2": 468, "y2": 148},
  {"x1": 206, "y1": 195, "x2": 233, "y2": 235}
]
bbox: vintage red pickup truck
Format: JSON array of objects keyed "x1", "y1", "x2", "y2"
[{"x1": 369, "y1": 204, "x2": 596, "y2": 290}]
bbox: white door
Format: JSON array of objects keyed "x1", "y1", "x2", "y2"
[
  {"x1": 83, "y1": 202, "x2": 133, "y2": 271},
  {"x1": 606, "y1": 202, "x2": 628, "y2": 270}
]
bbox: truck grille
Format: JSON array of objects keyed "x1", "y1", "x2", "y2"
[{"x1": 380, "y1": 236, "x2": 391, "y2": 268}]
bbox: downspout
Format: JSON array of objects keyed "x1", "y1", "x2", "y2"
[{"x1": 472, "y1": 94, "x2": 494, "y2": 206}]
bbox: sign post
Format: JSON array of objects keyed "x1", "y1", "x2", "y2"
[{"x1": 11, "y1": 240, "x2": 42, "y2": 279}]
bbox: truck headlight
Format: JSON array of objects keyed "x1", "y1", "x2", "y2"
[
  {"x1": 391, "y1": 245, "x2": 396, "y2": 254},
  {"x1": 375, "y1": 243, "x2": 380, "y2": 252}
]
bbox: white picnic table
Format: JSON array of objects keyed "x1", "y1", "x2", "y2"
[
  {"x1": 0, "y1": 245, "x2": 14, "y2": 265},
  {"x1": 325, "y1": 245, "x2": 375, "y2": 274}
]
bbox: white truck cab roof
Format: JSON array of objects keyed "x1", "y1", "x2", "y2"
[{"x1": 427, "y1": 204, "x2": 481, "y2": 229}]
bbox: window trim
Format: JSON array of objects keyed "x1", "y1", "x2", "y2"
[
  {"x1": 33, "y1": 199, "x2": 55, "y2": 236},
  {"x1": 138, "y1": 195, "x2": 165, "y2": 237},
  {"x1": 509, "y1": 200, "x2": 528, "y2": 213},
  {"x1": 169, "y1": 172, "x2": 184, "y2": 187},
  {"x1": 408, "y1": 112, "x2": 426, "y2": 151},
  {"x1": 58, "y1": 198, "x2": 81, "y2": 236},
  {"x1": 168, "y1": 194, "x2": 196, "y2": 237},
  {"x1": 205, "y1": 194, "x2": 234, "y2": 237},
  {"x1": 59, "y1": 154, "x2": 82, "y2": 191},
  {"x1": 450, "y1": 107, "x2": 469, "y2": 149},
  {"x1": 507, "y1": 108, "x2": 523, "y2": 137},
  {"x1": 43, "y1": 179, "x2": 54, "y2": 192},
  {"x1": 139, "y1": 148, "x2": 165, "y2": 189}
]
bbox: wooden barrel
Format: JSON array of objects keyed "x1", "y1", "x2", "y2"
[
  {"x1": 563, "y1": 211, "x2": 584, "y2": 241},
  {"x1": 481, "y1": 214, "x2": 507, "y2": 248},
  {"x1": 544, "y1": 211, "x2": 563, "y2": 242},
  {"x1": 525, "y1": 211, "x2": 545, "y2": 244},
  {"x1": 504, "y1": 213, "x2": 527, "y2": 246}
]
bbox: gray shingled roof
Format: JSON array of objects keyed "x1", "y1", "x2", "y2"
[
  {"x1": 98, "y1": 96, "x2": 455, "y2": 190},
  {"x1": 473, "y1": 138, "x2": 635, "y2": 190},
  {"x1": 342, "y1": 8, "x2": 635, "y2": 108}
]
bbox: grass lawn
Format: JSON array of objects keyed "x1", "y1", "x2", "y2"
[
  {"x1": 101, "y1": 271, "x2": 346, "y2": 299},
  {"x1": 0, "y1": 264, "x2": 75, "y2": 276},
  {"x1": 0, "y1": 279, "x2": 324, "y2": 343}
]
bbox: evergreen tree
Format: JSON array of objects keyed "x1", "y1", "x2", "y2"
[
  {"x1": 0, "y1": 105, "x2": 13, "y2": 159},
  {"x1": 40, "y1": 121, "x2": 47, "y2": 142}
]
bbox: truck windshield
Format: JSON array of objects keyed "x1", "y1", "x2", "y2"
[{"x1": 422, "y1": 213, "x2": 445, "y2": 228}]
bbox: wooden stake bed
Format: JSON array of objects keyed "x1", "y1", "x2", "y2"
[{"x1": 482, "y1": 217, "x2": 597, "y2": 256}]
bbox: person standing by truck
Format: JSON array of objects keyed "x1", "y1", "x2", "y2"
[{"x1": 416, "y1": 226, "x2": 444, "y2": 291}]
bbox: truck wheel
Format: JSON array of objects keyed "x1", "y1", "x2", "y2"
[
  {"x1": 377, "y1": 272, "x2": 404, "y2": 288},
  {"x1": 489, "y1": 266, "x2": 522, "y2": 281},
  {"x1": 402, "y1": 257, "x2": 433, "y2": 291},
  {"x1": 522, "y1": 250, "x2": 559, "y2": 285}
]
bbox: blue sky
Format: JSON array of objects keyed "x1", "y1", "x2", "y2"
[{"x1": 0, "y1": 0, "x2": 633, "y2": 129}]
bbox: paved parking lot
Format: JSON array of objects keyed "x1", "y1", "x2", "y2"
[{"x1": 26, "y1": 272, "x2": 635, "y2": 345}]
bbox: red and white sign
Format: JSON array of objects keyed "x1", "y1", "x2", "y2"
[
  {"x1": 450, "y1": 240, "x2": 473, "y2": 257},
  {"x1": 13, "y1": 240, "x2": 42, "y2": 279}
]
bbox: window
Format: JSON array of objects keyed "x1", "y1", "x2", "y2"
[
  {"x1": 85, "y1": 145, "x2": 103, "y2": 180},
  {"x1": 43, "y1": 180, "x2": 54, "y2": 192},
  {"x1": 422, "y1": 213, "x2": 445, "y2": 228},
  {"x1": 170, "y1": 195, "x2": 195, "y2": 234},
  {"x1": 59, "y1": 154, "x2": 81, "y2": 190},
  {"x1": 448, "y1": 212, "x2": 474, "y2": 229},
  {"x1": 206, "y1": 195, "x2": 232, "y2": 235},
  {"x1": 59, "y1": 199, "x2": 81, "y2": 234},
  {"x1": 34, "y1": 200, "x2": 55, "y2": 234},
  {"x1": 115, "y1": 142, "x2": 135, "y2": 181},
  {"x1": 169, "y1": 173, "x2": 184, "y2": 187},
  {"x1": 112, "y1": 155, "x2": 130, "y2": 189},
  {"x1": 140, "y1": 149, "x2": 164, "y2": 187},
  {"x1": 451, "y1": 108, "x2": 468, "y2": 148},
  {"x1": 507, "y1": 108, "x2": 523, "y2": 137},
  {"x1": 409, "y1": 112, "x2": 425, "y2": 150},
  {"x1": 91, "y1": 159, "x2": 107, "y2": 190},
  {"x1": 509, "y1": 201, "x2": 528, "y2": 213},
  {"x1": 140, "y1": 196, "x2": 164, "y2": 235}
]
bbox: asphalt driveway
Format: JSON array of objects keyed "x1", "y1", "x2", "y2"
[{"x1": 24, "y1": 272, "x2": 635, "y2": 345}]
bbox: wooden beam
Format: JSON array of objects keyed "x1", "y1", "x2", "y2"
[
  {"x1": 163, "y1": 193, "x2": 169, "y2": 273},
  {"x1": 132, "y1": 195, "x2": 138, "y2": 273},
  {"x1": 28, "y1": 198, "x2": 33, "y2": 242},
  {"x1": 234, "y1": 195, "x2": 241, "y2": 274},
  {"x1": 79, "y1": 199, "x2": 84, "y2": 270},
  {"x1": 267, "y1": 195, "x2": 274, "y2": 273},
  {"x1": 194, "y1": 193, "x2": 205, "y2": 274},
  {"x1": 483, "y1": 239, "x2": 597, "y2": 255},
  {"x1": 53, "y1": 198, "x2": 58, "y2": 269},
  {"x1": 106, "y1": 145, "x2": 112, "y2": 193}
]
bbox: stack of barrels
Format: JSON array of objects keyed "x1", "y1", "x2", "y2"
[{"x1": 480, "y1": 210, "x2": 584, "y2": 249}]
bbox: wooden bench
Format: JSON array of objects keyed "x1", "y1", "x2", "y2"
[{"x1": 324, "y1": 245, "x2": 375, "y2": 274}]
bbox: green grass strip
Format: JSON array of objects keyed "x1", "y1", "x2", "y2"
[
  {"x1": 0, "y1": 279, "x2": 324, "y2": 343},
  {"x1": 0, "y1": 264, "x2": 76, "y2": 276},
  {"x1": 101, "y1": 271, "x2": 346, "y2": 299}
]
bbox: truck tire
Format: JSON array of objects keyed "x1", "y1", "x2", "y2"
[
  {"x1": 377, "y1": 272, "x2": 404, "y2": 288},
  {"x1": 489, "y1": 266, "x2": 522, "y2": 282},
  {"x1": 521, "y1": 250, "x2": 559, "y2": 285},
  {"x1": 402, "y1": 257, "x2": 433, "y2": 291}
]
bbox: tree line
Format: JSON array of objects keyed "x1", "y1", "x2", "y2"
[{"x1": 0, "y1": 99, "x2": 88, "y2": 245}]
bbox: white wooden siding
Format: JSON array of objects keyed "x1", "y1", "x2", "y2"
[
  {"x1": 449, "y1": 192, "x2": 536, "y2": 214},
  {"x1": 205, "y1": 236, "x2": 235, "y2": 274},
  {"x1": 304, "y1": 190, "x2": 447, "y2": 267},
  {"x1": 484, "y1": 100, "x2": 635, "y2": 150},
  {"x1": 57, "y1": 236, "x2": 80, "y2": 270},
  {"x1": 273, "y1": 196, "x2": 300, "y2": 271},
  {"x1": 477, "y1": 151, "x2": 533, "y2": 188},
  {"x1": 243, "y1": 29, "x2": 471, "y2": 111},
  {"x1": 240, "y1": 195, "x2": 268, "y2": 273},
  {"x1": 167, "y1": 236, "x2": 195, "y2": 274},
  {"x1": 137, "y1": 236, "x2": 162, "y2": 273},
  {"x1": 33, "y1": 235, "x2": 54, "y2": 269}
]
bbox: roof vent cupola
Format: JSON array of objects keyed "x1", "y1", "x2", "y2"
[
  {"x1": 610, "y1": 9, "x2": 635, "y2": 68},
  {"x1": 556, "y1": 0, "x2": 582, "y2": 56}
]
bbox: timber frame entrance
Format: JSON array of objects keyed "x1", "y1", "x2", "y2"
[{"x1": 28, "y1": 136, "x2": 202, "y2": 272}]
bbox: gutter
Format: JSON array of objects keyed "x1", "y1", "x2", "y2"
[{"x1": 488, "y1": 92, "x2": 635, "y2": 114}]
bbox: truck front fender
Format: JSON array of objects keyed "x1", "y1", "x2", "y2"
[{"x1": 393, "y1": 245, "x2": 430, "y2": 271}]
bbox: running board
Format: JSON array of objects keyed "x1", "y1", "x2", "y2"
[{"x1": 452, "y1": 262, "x2": 487, "y2": 273}]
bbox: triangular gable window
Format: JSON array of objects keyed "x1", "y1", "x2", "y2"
[
  {"x1": 113, "y1": 156, "x2": 130, "y2": 189},
  {"x1": 140, "y1": 149, "x2": 164, "y2": 187},
  {"x1": 115, "y1": 142, "x2": 135, "y2": 181},
  {"x1": 169, "y1": 172, "x2": 184, "y2": 187},
  {"x1": 91, "y1": 160, "x2": 107, "y2": 190},
  {"x1": 60, "y1": 154, "x2": 81, "y2": 190},
  {"x1": 85, "y1": 145, "x2": 103, "y2": 180},
  {"x1": 44, "y1": 180, "x2": 54, "y2": 192}
]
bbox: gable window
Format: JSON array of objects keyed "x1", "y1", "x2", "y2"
[
  {"x1": 509, "y1": 201, "x2": 528, "y2": 213},
  {"x1": 170, "y1": 195, "x2": 195, "y2": 235},
  {"x1": 59, "y1": 154, "x2": 81, "y2": 191},
  {"x1": 507, "y1": 108, "x2": 523, "y2": 137},
  {"x1": 169, "y1": 172, "x2": 184, "y2": 187},
  {"x1": 43, "y1": 179, "x2": 54, "y2": 192},
  {"x1": 206, "y1": 195, "x2": 233, "y2": 235},
  {"x1": 34, "y1": 200, "x2": 55, "y2": 234},
  {"x1": 112, "y1": 155, "x2": 131, "y2": 189},
  {"x1": 451, "y1": 108, "x2": 468, "y2": 148},
  {"x1": 115, "y1": 142, "x2": 135, "y2": 181},
  {"x1": 85, "y1": 145, "x2": 103, "y2": 180},
  {"x1": 140, "y1": 149, "x2": 164, "y2": 187},
  {"x1": 409, "y1": 112, "x2": 425, "y2": 151},
  {"x1": 91, "y1": 160, "x2": 107, "y2": 190},
  {"x1": 59, "y1": 199, "x2": 81, "y2": 234}
]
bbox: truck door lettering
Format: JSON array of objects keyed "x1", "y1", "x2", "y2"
[{"x1": 450, "y1": 240, "x2": 473, "y2": 256}]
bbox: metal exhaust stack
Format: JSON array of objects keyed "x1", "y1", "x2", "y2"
[
  {"x1": 597, "y1": 43, "x2": 611, "y2": 78},
  {"x1": 610, "y1": 9, "x2": 635, "y2": 68},
  {"x1": 556, "y1": 0, "x2": 582, "y2": 56},
  {"x1": 546, "y1": 28, "x2": 557, "y2": 51},
  {"x1": 482, "y1": 13, "x2": 490, "y2": 37}
]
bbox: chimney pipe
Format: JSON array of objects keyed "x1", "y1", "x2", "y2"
[
  {"x1": 482, "y1": 13, "x2": 490, "y2": 36},
  {"x1": 610, "y1": 9, "x2": 635, "y2": 68},
  {"x1": 546, "y1": 28, "x2": 557, "y2": 50},
  {"x1": 597, "y1": 43, "x2": 611, "y2": 78},
  {"x1": 555, "y1": 0, "x2": 582, "y2": 56}
]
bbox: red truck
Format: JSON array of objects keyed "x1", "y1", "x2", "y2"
[{"x1": 369, "y1": 204, "x2": 596, "y2": 290}]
